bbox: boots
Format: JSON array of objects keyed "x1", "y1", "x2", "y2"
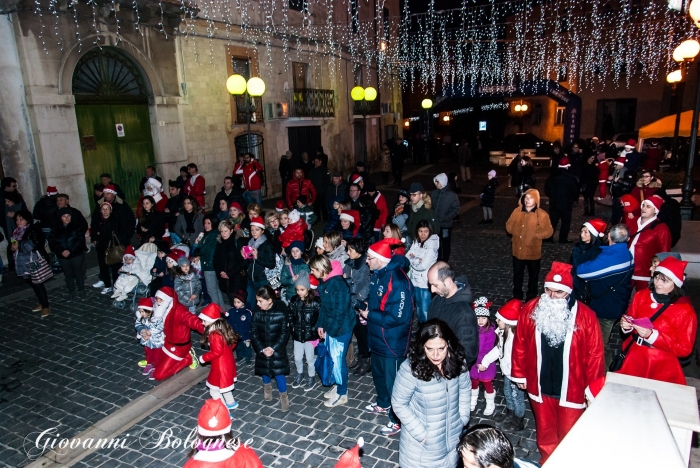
[
  {"x1": 470, "y1": 389, "x2": 479, "y2": 412},
  {"x1": 348, "y1": 355, "x2": 360, "y2": 370},
  {"x1": 346, "y1": 343, "x2": 356, "y2": 368},
  {"x1": 483, "y1": 392, "x2": 496, "y2": 416},
  {"x1": 502, "y1": 414, "x2": 525, "y2": 431},
  {"x1": 279, "y1": 391, "x2": 290, "y2": 412},
  {"x1": 353, "y1": 358, "x2": 371, "y2": 376},
  {"x1": 493, "y1": 408, "x2": 512, "y2": 424},
  {"x1": 263, "y1": 383, "x2": 273, "y2": 402}
]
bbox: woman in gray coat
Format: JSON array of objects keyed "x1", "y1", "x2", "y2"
[
  {"x1": 392, "y1": 319, "x2": 471, "y2": 468},
  {"x1": 173, "y1": 195, "x2": 204, "y2": 246}
]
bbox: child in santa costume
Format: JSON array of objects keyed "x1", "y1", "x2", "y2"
[
  {"x1": 134, "y1": 297, "x2": 164, "y2": 379},
  {"x1": 183, "y1": 399, "x2": 263, "y2": 468},
  {"x1": 469, "y1": 297, "x2": 498, "y2": 416},
  {"x1": 618, "y1": 256, "x2": 697, "y2": 385},
  {"x1": 112, "y1": 246, "x2": 138, "y2": 301},
  {"x1": 198, "y1": 304, "x2": 240, "y2": 411},
  {"x1": 492, "y1": 299, "x2": 525, "y2": 432}
]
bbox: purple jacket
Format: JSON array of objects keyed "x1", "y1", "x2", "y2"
[{"x1": 469, "y1": 323, "x2": 497, "y2": 381}]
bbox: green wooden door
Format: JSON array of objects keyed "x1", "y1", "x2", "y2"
[{"x1": 75, "y1": 104, "x2": 155, "y2": 209}]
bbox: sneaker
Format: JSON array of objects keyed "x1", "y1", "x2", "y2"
[
  {"x1": 292, "y1": 374, "x2": 305, "y2": 389},
  {"x1": 148, "y1": 369, "x2": 155, "y2": 380},
  {"x1": 138, "y1": 360, "x2": 148, "y2": 368},
  {"x1": 365, "y1": 404, "x2": 389, "y2": 415},
  {"x1": 142, "y1": 364, "x2": 154, "y2": 375},
  {"x1": 225, "y1": 400, "x2": 239, "y2": 411},
  {"x1": 323, "y1": 385, "x2": 337, "y2": 399},
  {"x1": 101, "y1": 287, "x2": 113, "y2": 295},
  {"x1": 189, "y1": 349, "x2": 199, "y2": 369},
  {"x1": 380, "y1": 422, "x2": 401, "y2": 436},
  {"x1": 93, "y1": 280, "x2": 105, "y2": 288},
  {"x1": 304, "y1": 376, "x2": 318, "y2": 392},
  {"x1": 324, "y1": 394, "x2": 348, "y2": 408}
]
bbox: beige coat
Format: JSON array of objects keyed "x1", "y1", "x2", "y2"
[{"x1": 505, "y1": 189, "x2": 553, "y2": 260}]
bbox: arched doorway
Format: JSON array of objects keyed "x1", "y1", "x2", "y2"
[{"x1": 73, "y1": 47, "x2": 156, "y2": 208}]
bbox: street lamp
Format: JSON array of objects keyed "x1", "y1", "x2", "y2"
[
  {"x1": 227, "y1": 74, "x2": 266, "y2": 154},
  {"x1": 351, "y1": 85, "x2": 377, "y2": 163},
  {"x1": 510, "y1": 100, "x2": 531, "y2": 133},
  {"x1": 667, "y1": 69, "x2": 685, "y2": 170},
  {"x1": 421, "y1": 99, "x2": 433, "y2": 164}
]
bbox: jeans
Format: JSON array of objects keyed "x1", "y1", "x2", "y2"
[
  {"x1": 236, "y1": 340, "x2": 252, "y2": 361},
  {"x1": 246, "y1": 279, "x2": 269, "y2": 310},
  {"x1": 262, "y1": 374, "x2": 287, "y2": 393},
  {"x1": 294, "y1": 340, "x2": 316, "y2": 377},
  {"x1": 371, "y1": 355, "x2": 405, "y2": 425},
  {"x1": 329, "y1": 331, "x2": 352, "y2": 395},
  {"x1": 438, "y1": 227, "x2": 452, "y2": 262},
  {"x1": 503, "y1": 377, "x2": 526, "y2": 417},
  {"x1": 598, "y1": 317, "x2": 616, "y2": 370},
  {"x1": 244, "y1": 190, "x2": 262, "y2": 207},
  {"x1": 26, "y1": 278, "x2": 50, "y2": 308},
  {"x1": 512, "y1": 256, "x2": 541, "y2": 301},
  {"x1": 203, "y1": 270, "x2": 225, "y2": 308},
  {"x1": 482, "y1": 206, "x2": 493, "y2": 220},
  {"x1": 57, "y1": 254, "x2": 85, "y2": 292},
  {"x1": 413, "y1": 287, "x2": 431, "y2": 323}
]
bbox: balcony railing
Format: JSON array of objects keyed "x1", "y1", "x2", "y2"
[
  {"x1": 235, "y1": 96, "x2": 264, "y2": 124},
  {"x1": 291, "y1": 88, "x2": 335, "y2": 118},
  {"x1": 353, "y1": 95, "x2": 381, "y2": 116}
]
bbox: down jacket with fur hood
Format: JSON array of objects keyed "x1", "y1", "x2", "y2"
[
  {"x1": 505, "y1": 189, "x2": 553, "y2": 260},
  {"x1": 406, "y1": 234, "x2": 439, "y2": 289}
]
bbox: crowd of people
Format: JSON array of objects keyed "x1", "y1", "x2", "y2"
[{"x1": 2, "y1": 136, "x2": 697, "y2": 467}]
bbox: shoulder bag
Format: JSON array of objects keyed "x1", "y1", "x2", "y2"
[
  {"x1": 105, "y1": 233, "x2": 126, "y2": 265},
  {"x1": 28, "y1": 251, "x2": 54, "y2": 284},
  {"x1": 608, "y1": 302, "x2": 670, "y2": 372}
]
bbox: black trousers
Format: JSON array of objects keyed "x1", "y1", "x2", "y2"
[
  {"x1": 392, "y1": 162, "x2": 404, "y2": 185},
  {"x1": 57, "y1": 254, "x2": 85, "y2": 292},
  {"x1": 438, "y1": 228, "x2": 452, "y2": 262},
  {"x1": 512, "y1": 256, "x2": 541, "y2": 301},
  {"x1": 353, "y1": 320, "x2": 370, "y2": 358},
  {"x1": 549, "y1": 206, "x2": 573, "y2": 242},
  {"x1": 96, "y1": 246, "x2": 120, "y2": 287},
  {"x1": 25, "y1": 278, "x2": 50, "y2": 308},
  {"x1": 313, "y1": 191, "x2": 328, "y2": 222},
  {"x1": 610, "y1": 197, "x2": 623, "y2": 225},
  {"x1": 583, "y1": 190, "x2": 596, "y2": 216}
]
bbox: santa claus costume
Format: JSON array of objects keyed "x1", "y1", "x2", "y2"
[
  {"x1": 595, "y1": 156, "x2": 611, "y2": 199},
  {"x1": 198, "y1": 304, "x2": 239, "y2": 410},
  {"x1": 628, "y1": 197, "x2": 672, "y2": 292},
  {"x1": 185, "y1": 169, "x2": 206, "y2": 209},
  {"x1": 619, "y1": 194, "x2": 640, "y2": 234},
  {"x1": 617, "y1": 257, "x2": 697, "y2": 385},
  {"x1": 511, "y1": 262, "x2": 605, "y2": 463},
  {"x1": 136, "y1": 178, "x2": 169, "y2": 217},
  {"x1": 183, "y1": 399, "x2": 263, "y2": 468},
  {"x1": 151, "y1": 287, "x2": 205, "y2": 381}
]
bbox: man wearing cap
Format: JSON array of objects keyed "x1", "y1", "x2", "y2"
[
  {"x1": 511, "y1": 262, "x2": 605, "y2": 463},
  {"x1": 628, "y1": 197, "x2": 672, "y2": 292},
  {"x1": 431, "y1": 173, "x2": 460, "y2": 261},
  {"x1": 152, "y1": 287, "x2": 205, "y2": 381},
  {"x1": 577, "y1": 223, "x2": 635, "y2": 368},
  {"x1": 544, "y1": 157, "x2": 579, "y2": 243},
  {"x1": 33, "y1": 186, "x2": 59, "y2": 233},
  {"x1": 364, "y1": 181, "x2": 388, "y2": 242},
  {"x1": 358, "y1": 238, "x2": 413, "y2": 436},
  {"x1": 279, "y1": 150, "x2": 293, "y2": 193},
  {"x1": 608, "y1": 156, "x2": 635, "y2": 225},
  {"x1": 325, "y1": 171, "x2": 348, "y2": 232},
  {"x1": 405, "y1": 182, "x2": 439, "y2": 241},
  {"x1": 242, "y1": 153, "x2": 264, "y2": 207},
  {"x1": 92, "y1": 183, "x2": 136, "y2": 246},
  {"x1": 308, "y1": 156, "x2": 330, "y2": 221}
]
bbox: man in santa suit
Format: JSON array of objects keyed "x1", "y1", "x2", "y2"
[
  {"x1": 136, "y1": 178, "x2": 169, "y2": 217},
  {"x1": 595, "y1": 155, "x2": 611, "y2": 200},
  {"x1": 364, "y1": 181, "x2": 388, "y2": 242},
  {"x1": 511, "y1": 262, "x2": 605, "y2": 464},
  {"x1": 151, "y1": 287, "x2": 204, "y2": 381},
  {"x1": 183, "y1": 399, "x2": 263, "y2": 468},
  {"x1": 627, "y1": 197, "x2": 671, "y2": 292},
  {"x1": 185, "y1": 163, "x2": 206, "y2": 209}
]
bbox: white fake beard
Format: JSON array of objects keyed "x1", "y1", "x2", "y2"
[
  {"x1": 144, "y1": 187, "x2": 156, "y2": 197},
  {"x1": 153, "y1": 299, "x2": 172, "y2": 319},
  {"x1": 532, "y1": 294, "x2": 574, "y2": 347}
]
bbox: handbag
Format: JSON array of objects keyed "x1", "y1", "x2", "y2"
[
  {"x1": 105, "y1": 233, "x2": 126, "y2": 265},
  {"x1": 314, "y1": 340, "x2": 335, "y2": 387},
  {"x1": 28, "y1": 251, "x2": 54, "y2": 284},
  {"x1": 608, "y1": 302, "x2": 670, "y2": 372}
]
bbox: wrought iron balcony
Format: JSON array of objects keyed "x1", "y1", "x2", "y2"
[
  {"x1": 353, "y1": 95, "x2": 381, "y2": 116},
  {"x1": 235, "y1": 96, "x2": 264, "y2": 124},
  {"x1": 290, "y1": 88, "x2": 335, "y2": 118}
]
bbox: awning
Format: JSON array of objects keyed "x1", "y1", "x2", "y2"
[{"x1": 638, "y1": 110, "x2": 696, "y2": 139}]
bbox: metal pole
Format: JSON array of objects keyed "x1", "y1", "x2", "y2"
[
  {"x1": 680, "y1": 61, "x2": 700, "y2": 220},
  {"x1": 246, "y1": 93, "x2": 252, "y2": 154},
  {"x1": 363, "y1": 109, "x2": 368, "y2": 164},
  {"x1": 671, "y1": 82, "x2": 684, "y2": 166}
]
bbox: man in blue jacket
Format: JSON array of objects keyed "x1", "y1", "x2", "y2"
[
  {"x1": 576, "y1": 224, "x2": 634, "y2": 368},
  {"x1": 359, "y1": 238, "x2": 413, "y2": 437}
]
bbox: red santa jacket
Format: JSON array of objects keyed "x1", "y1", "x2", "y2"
[
  {"x1": 201, "y1": 331, "x2": 237, "y2": 392},
  {"x1": 185, "y1": 174, "x2": 206, "y2": 208},
  {"x1": 183, "y1": 445, "x2": 263, "y2": 468},
  {"x1": 628, "y1": 217, "x2": 672, "y2": 283},
  {"x1": 135, "y1": 192, "x2": 168, "y2": 217},
  {"x1": 161, "y1": 289, "x2": 205, "y2": 361},
  {"x1": 373, "y1": 192, "x2": 389, "y2": 232},
  {"x1": 243, "y1": 160, "x2": 263, "y2": 191},
  {"x1": 511, "y1": 298, "x2": 605, "y2": 409},
  {"x1": 596, "y1": 160, "x2": 610, "y2": 183},
  {"x1": 618, "y1": 290, "x2": 697, "y2": 385},
  {"x1": 278, "y1": 219, "x2": 307, "y2": 248},
  {"x1": 285, "y1": 171, "x2": 317, "y2": 208}
]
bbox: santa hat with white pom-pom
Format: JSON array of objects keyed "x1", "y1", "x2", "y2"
[{"x1": 334, "y1": 437, "x2": 364, "y2": 468}]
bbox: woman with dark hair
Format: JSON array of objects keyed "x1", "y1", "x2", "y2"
[
  {"x1": 213, "y1": 218, "x2": 246, "y2": 307},
  {"x1": 92, "y1": 201, "x2": 123, "y2": 295},
  {"x1": 357, "y1": 194, "x2": 379, "y2": 243},
  {"x1": 342, "y1": 237, "x2": 372, "y2": 376},
  {"x1": 392, "y1": 319, "x2": 471, "y2": 468},
  {"x1": 406, "y1": 220, "x2": 439, "y2": 323},
  {"x1": 458, "y1": 425, "x2": 539, "y2": 468},
  {"x1": 173, "y1": 195, "x2": 204, "y2": 246},
  {"x1": 392, "y1": 189, "x2": 410, "y2": 241},
  {"x1": 48, "y1": 207, "x2": 88, "y2": 299},
  {"x1": 11, "y1": 210, "x2": 52, "y2": 316},
  {"x1": 618, "y1": 256, "x2": 697, "y2": 385},
  {"x1": 194, "y1": 214, "x2": 225, "y2": 308},
  {"x1": 137, "y1": 195, "x2": 165, "y2": 245},
  {"x1": 570, "y1": 219, "x2": 605, "y2": 301}
]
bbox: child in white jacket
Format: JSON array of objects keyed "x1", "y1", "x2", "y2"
[{"x1": 406, "y1": 220, "x2": 439, "y2": 323}]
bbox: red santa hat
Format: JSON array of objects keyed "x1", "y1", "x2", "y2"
[
  {"x1": 614, "y1": 156, "x2": 626, "y2": 166},
  {"x1": 641, "y1": 197, "x2": 663, "y2": 214},
  {"x1": 654, "y1": 256, "x2": 688, "y2": 287},
  {"x1": 250, "y1": 216, "x2": 265, "y2": 229},
  {"x1": 229, "y1": 202, "x2": 243, "y2": 214},
  {"x1": 199, "y1": 303, "x2": 224, "y2": 323},
  {"x1": 103, "y1": 184, "x2": 118, "y2": 194},
  {"x1": 124, "y1": 245, "x2": 136, "y2": 258},
  {"x1": 167, "y1": 248, "x2": 186, "y2": 265},
  {"x1": 350, "y1": 172, "x2": 363, "y2": 184},
  {"x1": 495, "y1": 299, "x2": 521, "y2": 326},
  {"x1": 620, "y1": 194, "x2": 640, "y2": 213},
  {"x1": 275, "y1": 200, "x2": 286, "y2": 211},
  {"x1": 472, "y1": 296, "x2": 492, "y2": 317},
  {"x1": 339, "y1": 210, "x2": 361, "y2": 237},
  {"x1": 288, "y1": 209, "x2": 301, "y2": 224},
  {"x1": 367, "y1": 238, "x2": 402, "y2": 264},
  {"x1": 543, "y1": 262, "x2": 574, "y2": 295},
  {"x1": 585, "y1": 376, "x2": 606, "y2": 402},
  {"x1": 558, "y1": 157, "x2": 571, "y2": 168},
  {"x1": 137, "y1": 298, "x2": 154, "y2": 311},
  {"x1": 197, "y1": 399, "x2": 232, "y2": 436},
  {"x1": 583, "y1": 218, "x2": 607, "y2": 238},
  {"x1": 46, "y1": 186, "x2": 58, "y2": 196},
  {"x1": 626, "y1": 139, "x2": 637, "y2": 147},
  {"x1": 334, "y1": 437, "x2": 364, "y2": 468},
  {"x1": 309, "y1": 275, "x2": 319, "y2": 290}
]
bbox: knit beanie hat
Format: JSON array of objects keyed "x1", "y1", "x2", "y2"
[
  {"x1": 289, "y1": 240, "x2": 305, "y2": 254},
  {"x1": 488, "y1": 170, "x2": 497, "y2": 179},
  {"x1": 295, "y1": 270, "x2": 311, "y2": 289},
  {"x1": 177, "y1": 256, "x2": 191, "y2": 267}
]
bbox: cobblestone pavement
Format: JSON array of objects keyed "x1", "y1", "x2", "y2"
[{"x1": 1, "y1": 161, "x2": 695, "y2": 467}]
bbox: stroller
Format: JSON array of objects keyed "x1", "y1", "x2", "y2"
[{"x1": 112, "y1": 243, "x2": 158, "y2": 312}]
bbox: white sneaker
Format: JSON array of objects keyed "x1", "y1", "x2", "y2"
[
  {"x1": 93, "y1": 280, "x2": 105, "y2": 288},
  {"x1": 324, "y1": 394, "x2": 348, "y2": 408},
  {"x1": 101, "y1": 287, "x2": 113, "y2": 295},
  {"x1": 323, "y1": 385, "x2": 337, "y2": 399}
]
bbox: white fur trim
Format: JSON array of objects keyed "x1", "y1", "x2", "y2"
[
  {"x1": 206, "y1": 380, "x2": 235, "y2": 393},
  {"x1": 198, "y1": 312, "x2": 218, "y2": 323},
  {"x1": 155, "y1": 290, "x2": 173, "y2": 302},
  {"x1": 543, "y1": 281, "x2": 573, "y2": 294},
  {"x1": 162, "y1": 346, "x2": 184, "y2": 361},
  {"x1": 585, "y1": 385, "x2": 595, "y2": 402},
  {"x1": 339, "y1": 213, "x2": 355, "y2": 223},
  {"x1": 367, "y1": 247, "x2": 391, "y2": 264},
  {"x1": 196, "y1": 423, "x2": 233, "y2": 437},
  {"x1": 583, "y1": 222, "x2": 602, "y2": 237},
  {"x1": 495, "y1": 311, "x2": 517, "y2": 326},
  {"x1": 250, "y1": 221, "x2": 265, "y2": 229},
  {"x1": 654, "y1": 266, "x2": 683, "y2": 287}
]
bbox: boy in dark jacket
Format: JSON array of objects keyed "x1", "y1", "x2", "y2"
[
  {"x1": 227, "y1": 290, "x2": 253, "y2": 365},
  {"x1": 479, "y1": 170, "x2": 499, "y2": 224}
]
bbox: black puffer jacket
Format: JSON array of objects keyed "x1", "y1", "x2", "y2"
[
  {"x1": 48, "y1": 219, "x2": 87, "y2": 259},
  {"x1": 213, "y1": 235, "x2": 246, "y2": 296},
  {"x1": 358, "y1": 204, "x2": 378, "y2": 243},
  {"x1": 251, "y1": 300, "x2": 291, "y2": 377},
  {"x1": 138, "y1": 209, "x2": 166, "y2": 244},
  {"x1": 33, "y1": 196, "x2": 58, "y2": 230},
  {"x1": 289, "y1": 296, "x2": 321, "y2": 342}
]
